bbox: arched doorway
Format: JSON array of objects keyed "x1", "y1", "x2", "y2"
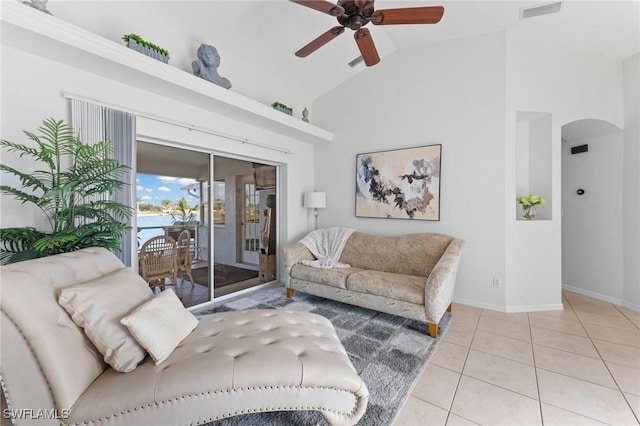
[{"x1": 561, "y1": 119, "x2": 623, "y2": 302}]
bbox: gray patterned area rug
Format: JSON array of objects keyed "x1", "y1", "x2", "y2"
[{"x1": 195, "y1": 286, "x2": 451, "y2": 426}]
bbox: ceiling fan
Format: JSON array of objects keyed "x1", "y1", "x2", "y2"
[{"x1": 290, "y1": 0, "x2": 445, "y2": 67}]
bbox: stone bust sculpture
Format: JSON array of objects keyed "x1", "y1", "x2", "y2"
[
  {"x1": 23, "y1": 0, "x2": 52, "y2": 14},
  {"x1": 192, "y1": 44, "x2": 231, "y2": 89}
]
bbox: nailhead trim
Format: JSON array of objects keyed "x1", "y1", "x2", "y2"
[
  {"x1": 0, "y1": 373, "x2": 17, "y2": 426},
  {"x1": 4, "y1": 305, "x2": 363, "y2": 425},
  {"x1": 68, "y1": 385, "x2": 361, "y2": 425},
  {"x1": 0, "y1": 308, "x2": 61, "y2": 412}
]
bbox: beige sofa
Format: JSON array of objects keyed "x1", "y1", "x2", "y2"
[
  {"x1": 0, "y1": 248, "x2": 368, "y2": 426},
  {"x1": 283, "y1": 232, "x2": 464, "y2": 338}
]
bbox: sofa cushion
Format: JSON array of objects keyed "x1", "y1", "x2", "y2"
[
  {"x1": 58, "y1": 270, "x2": 154, "y2": 372},
  {"x1": 339, "y1": 232, "x2": 454, "y2": 277},
  {"x1": 121, "y1": 289, "x2": 199, "y2": 365},
  {"x1": 291, "y1": 264, "x2": 362, "y2": 289},
  {"x1": 346, "y1": 270, "x2": 426, "y2": 305}
]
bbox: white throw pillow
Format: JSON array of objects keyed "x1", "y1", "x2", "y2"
[
  {"x1": 58, "y1": 271, "x2": 153, "y2": 372},
  {"x1": 121, "y1": 289, "x2": 198, "y2": 365}
]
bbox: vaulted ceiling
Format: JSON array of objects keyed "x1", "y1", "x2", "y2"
[{"x1": 49, "y1": 1, "x2": 639, "y2": 115}]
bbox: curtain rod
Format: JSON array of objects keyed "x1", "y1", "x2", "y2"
[{"x1": 63, "y1": 92, "x2": 292, "y2": 155}]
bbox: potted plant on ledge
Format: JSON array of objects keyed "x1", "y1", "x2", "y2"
[
  {"x1": 0, "y1": 118, "x2": 133, "y2": 264},
  {"x1": 271, "y1": 101, "x2": 293, "y2": 116},
  {"x1": 122, "y1": 33, "x2": 170, "y2": 64}
]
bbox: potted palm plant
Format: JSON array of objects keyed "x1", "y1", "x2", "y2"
[
  {"x1": 168, "y1": 197, "x2": 198, "y2": 240},
  {"x1": 0, "y1": 118, "x2": 134, "y2": 264}
]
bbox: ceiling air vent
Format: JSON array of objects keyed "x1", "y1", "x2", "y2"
[
  {"x1": 520, "y1": 2, "x2": 562, "y2": 19},
  {"x1": 348, "y1": 56, "x2": 364, "y2": 68}
]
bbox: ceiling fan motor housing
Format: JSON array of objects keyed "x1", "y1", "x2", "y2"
[{"x1": 337, "y1": 0, "x2": 375, "y2": 30}]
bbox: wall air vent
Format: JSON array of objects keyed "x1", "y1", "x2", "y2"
[
  {"x1": 348, "y1": 56, "x2": 364, "y2": 68},
  {"x1": 520, "y1": 2, "x2": 562, "y2": 19},
  {"x1": 571, "y1": 144, "x2": 589, "y2": 154}
]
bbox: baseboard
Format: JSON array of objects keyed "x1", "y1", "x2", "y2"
[
  {"x1": 622, "y1": 300, "x2": 640, "y2": 313},
  {"x1": 453, "y1": 297, "x2": 564, "y2": 313},
  {"x1": 452, "y1": 297, "x2": 507, "y2": 312},
  {"x1": 456, "y1": 284, "x2": 640, "y2": 314},
  {"x1": 562, "y1": 284, "x2": 623, "y2": 305},
  {"x1": 562, "y1": 285, "x2": 640, "y2": 313},
  {"x1": 503, "y1": 303, "x2": 564, "y2": 313}
]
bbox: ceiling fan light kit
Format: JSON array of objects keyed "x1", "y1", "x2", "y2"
[{"x1": 290, "y1": 0, "x2": 444, "y2": 67}]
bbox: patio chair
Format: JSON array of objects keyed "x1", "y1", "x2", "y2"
[
  {"x1": 139, "y1": 235, "x2": 182, "y2": 298},
  {"x1": 176, "y1": 229, "x2": 196, "y2": 287}
]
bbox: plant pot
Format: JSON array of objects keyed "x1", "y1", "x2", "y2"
[
  {"x1": 273, "y1": 105, "x2": 292, "y2": 115},
  {"x1": 126, "y1": 40, "x2": 169, "y2": 64},
  {"x1": 521, "y1": 204, "x2": 536, "y2": 219}
]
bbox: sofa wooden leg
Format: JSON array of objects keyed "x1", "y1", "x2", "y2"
[
  {"x1": 428, "y1": 323, "x2": 438, "y2": 338},
  {"x1": 286, "y1": 288, "x2": 294, "y2": 299},
  {"x1": 447, "y1": 303, "x2": 452, "y2": 313}
]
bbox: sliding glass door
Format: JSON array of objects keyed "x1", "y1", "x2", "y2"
[
  {"x1": 135, "y1": 142, "x2": 279, "y2": 307},
  {"x1": 136, "y1": 142, "x2": 211, "y2": 308}
]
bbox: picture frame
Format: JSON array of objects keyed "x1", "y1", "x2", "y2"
[{"x1": 355, "y1": 144, "x2": 442, "y2": 221}]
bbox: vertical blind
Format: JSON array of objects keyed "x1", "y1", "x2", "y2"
[{"x1": 70, "y1": 99, "x2": 136, "y2": 266}]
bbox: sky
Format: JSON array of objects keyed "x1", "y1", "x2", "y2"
[
  {"x1": 136, "y1": 173, "x2": 199, "y2": 206},
  {"x1": 136, "y1": 174, "x2": 226, "y2": 206}
]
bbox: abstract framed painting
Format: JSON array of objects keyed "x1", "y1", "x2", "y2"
[{"x1": 355, "y1": 144, "x2": 442, "y2": 221}]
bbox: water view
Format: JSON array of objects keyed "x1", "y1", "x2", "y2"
[{"x1": 137, "y1": 214, "x2": 200, "y2": 245}]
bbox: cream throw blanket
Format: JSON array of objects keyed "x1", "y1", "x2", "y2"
[{"x1": 299, "y1": 227, "x2": 355, "y2": 269}]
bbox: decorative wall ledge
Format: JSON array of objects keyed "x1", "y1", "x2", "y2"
[{"x1": 0, "y1": 1, "x2": 334, "y2": 145}]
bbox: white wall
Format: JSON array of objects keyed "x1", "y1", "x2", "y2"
[
  {"x1": 528, "y1": 116, "x2": 553, "y2": 220},
  {"x1": 623, "y1": 52, "x2": 640, "y2": 311},
  {"x1": 0, "y1": 46, "x2": 316, "y2": 266},
  {"x1": 312, "y1": 32, "x2": 508, "y2": 310},
  {"x1": 504, "y1": 29, "x2": 625, "y2": 311},
  {"x1": 561, "y1": 122, "x2": 623, "y2": 303},
  {"x1": 516, "y1": 121, "x2": 530, "y2": 197},
  {"x1": 312, "y1": 29, "x2": 627, "y2": 313}
]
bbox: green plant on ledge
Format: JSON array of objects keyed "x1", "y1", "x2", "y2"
[
  {"x1": 122, "y1": 33, "x2": 169, "y2": 57},
  {"x1": 271, "y1": 101, "x2": 293, "y2": 115},
  {"x1": 0, "y1": 118, "x2": 134, "y2": 264}
]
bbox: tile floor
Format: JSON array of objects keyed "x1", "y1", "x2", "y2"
[{"x1": 394, "y1": 290, "x2": 640, "y2": 426}]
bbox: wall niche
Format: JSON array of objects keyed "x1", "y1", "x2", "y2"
[{"x1": 515, "y1": 111, "x2": 552, "y2": 220}]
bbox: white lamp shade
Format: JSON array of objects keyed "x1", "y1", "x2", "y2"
[{"x1": 304, "y1": 191, "x2": 326, "y2": 209}]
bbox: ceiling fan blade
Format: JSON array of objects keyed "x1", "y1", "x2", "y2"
[
  {"x1": 289, "y1": 0, "x2": 346, "y2": 17},
  {"x1": 295, "y1": 26, "x2": 345, "y2": 57},
  {"x1": 371, "y1": 6, "x2": 444, "y2": 25},
  {"x1": 354, "y1": 28, "x2": 380, "y2": 67}
]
